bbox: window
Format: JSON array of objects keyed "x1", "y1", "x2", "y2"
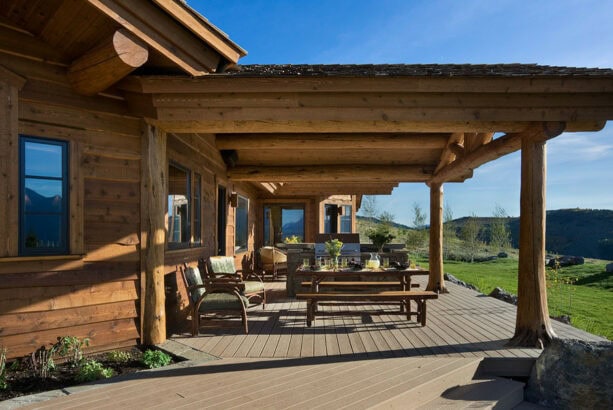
[
  {"x1": 264, "y1": 204, "x2": 305, "y2": 245},
  {"x1": 167, "y1": 163, "x2": 191, "y2": 249},
  {"x1": 19, "y1": 136, "x2": 69, "y2": 255},
  {"x1": 235, "y1": 195, "x2": 248, "y2": 252},
  {"x1": 324, "y1": 204, "x2": 339, "y2": 234},
  {"x1": 217, "y1": 186, "x2": 227, "y2": 255},
  {"x1": 340, "y1": 205, "x2": 352, "y2": 233},
  {"x1": 193, "y1": 173, "x2": 201, "y2": 244}
]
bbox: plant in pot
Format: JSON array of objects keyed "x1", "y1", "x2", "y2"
[
  {"x1": 324, "y1": 239, "x2": 343, "y2": 269},
  {"x1": 367, "y1": 225, "x2": 395, "y2": 253}
]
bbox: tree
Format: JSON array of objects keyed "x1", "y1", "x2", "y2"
[
  {"x1": 489, "y1": 204, "x2": 511, "y2": 251},
  {"x1": 412, "y1": 202, "x2": 427, "y2": 229},
  {"x1": 443, "y1": 206, "x2": 456, "y2": 259},
  {"x1": 460, "y1": 213, "x2": 481, "y2": 262},
  {"x1": 406, "y1": 203, "x2": 428, "y2": 256},
  {"x1": 361, "y1": 195, "x2": 378, "y2": 220}
]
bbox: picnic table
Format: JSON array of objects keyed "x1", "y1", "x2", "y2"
[{"x1": 294, "y1": 267, "x2": 437, "y2": 327}]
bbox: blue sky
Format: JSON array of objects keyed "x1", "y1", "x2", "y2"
[{"x1": 191, "y1": 0, "x2": 613, "y2": 226}]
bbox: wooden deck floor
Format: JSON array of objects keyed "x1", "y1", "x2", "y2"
[
  {"x1": 172, "y1": 276, "x2": 605, "y2": 361},
  {"x1": 11, "y1": 277, "x2": 606, "y2": 410}
]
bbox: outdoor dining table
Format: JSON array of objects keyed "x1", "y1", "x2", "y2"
[{"x1": 295, "y1": 266, "x2": 429, "y2": 292}]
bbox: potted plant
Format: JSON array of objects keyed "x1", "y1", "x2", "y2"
[
  {"x1": 324, "y1": 239, "x2": 343, "y2": 269},
  {"x1": 367, "y1": 225, "x2": 395, "y2": 253}
]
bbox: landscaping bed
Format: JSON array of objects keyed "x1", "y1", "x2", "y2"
[{"x1": 1, "y1": 345, "x2": 178, "y2": 402}]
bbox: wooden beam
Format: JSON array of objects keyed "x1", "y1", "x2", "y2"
[
  {"x1": 427, "y1": 182, "x2": 446, "y2": 293},
  {"x1": 152, "y1": 120, "x2": 539, "y2": 134},
  {"x1": 228, "y1": 165, "x2": 432, "y2": 182},
  {"x1": 215, "y1": 133, "x2": 450, "y2": 150},
  {"x1": 273, "y1": 183, "x2": 397, "y2": 196},
  {"x1": 87, "y1": 0, "x2": 220, "y2": 75},
  {"x1": 140, "y1": 122, "x2": 167, "y2": 345},
  {"x1": 69, "y1": 29, "x2": 148, "y2": 96},
  {"x1": 509, "y1": 132, "x2": 556, "y2": 348},
  {"x1": 129, "y1": 75, "x2": 613, "y2": 94},
  {"x1": 151, "y1": 0, "x2": 246, "y2": 63},
  {"x1": 434, "y1": 133, "x2": 464, "y2": 174},
  {"x1": 429, "y1": 124, "x2": 565, "y2": 185}
]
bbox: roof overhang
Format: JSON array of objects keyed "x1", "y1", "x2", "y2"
[{"x1": 120, "y1": 64, "x2": 613, "y2": 196}]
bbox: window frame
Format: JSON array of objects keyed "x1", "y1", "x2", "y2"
[{"x1": 18, "y1": 135, "x2": 70, "y2": 256}]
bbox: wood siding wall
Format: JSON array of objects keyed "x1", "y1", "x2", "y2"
[{"x1": 0, "y1": 26, "x2": 143, "y2": 359}]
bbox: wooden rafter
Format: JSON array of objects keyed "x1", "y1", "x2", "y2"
[
  {"x1": 215, "y1": 133, "x2": 450, "y2": 150},
  {"x1": 68, "y1": 29, "x2": 148, "y2": 96},
  {"x1": 434, "y1": 133, "x2": 464, "y2": 174},
  {"x1": 228, "y1": 165, "x2": 432, "y2": 182},
  {"x1": 429, "y1": 123, "x2": 566, "y2": 185}
]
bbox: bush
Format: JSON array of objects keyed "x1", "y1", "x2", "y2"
[
  {"x1": 106, "y1": 350, "x2": 132, "y2": 364},
  {"x1": 55, "y1": 336, "x2": 89, "y2": 367},
  {"x1": 141, "y1": 350, "x2": 171, "y2": 369},
  {"x1": 75, "y1": 360, "x2": 114, "y2": 382}
]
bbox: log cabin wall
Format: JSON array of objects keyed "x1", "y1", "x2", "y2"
[
  {"x1": 162, "y1": 133, "x2": 262, "y2": 334},
  {"x1": 0, "y1": 35, "x2": 143, "y2": 359}
]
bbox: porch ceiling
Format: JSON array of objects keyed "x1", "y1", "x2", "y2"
[{"x1": 120, "y1": 63, "x2": 613, "y2": 196}]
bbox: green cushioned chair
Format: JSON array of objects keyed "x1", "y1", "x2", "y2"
[
  {"x1": 180, "y1": 265, "x2": 249, "y2": 335},
  {"x1": 202, "y1": 256, "x2": 266, "y2": 309}
]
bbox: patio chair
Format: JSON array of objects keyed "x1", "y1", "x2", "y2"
[
  {"x1": 257, "y1": 246, "x2": 288, "y2": 280},
  {"x1": 179, "y1": 264, "x2": 249, "y2": 335},
  {"x1": 201, "y1": 256, "x2": 266, "y2": 308}
]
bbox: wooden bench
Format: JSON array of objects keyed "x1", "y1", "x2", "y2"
[{"x1": 295, "y1": 290, "x2": 438, "y2": 327}]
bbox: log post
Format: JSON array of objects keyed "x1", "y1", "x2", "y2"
[
  {"x1": 508, "y1": 132, "x2": 556, "y2": 348},
  {"x1": 427, "y1": 182, "x2": 447, "y2": 293},
  {"x1": 141, "y1": 122, "x2": 167, "y2": 345},
  {"x1": 69, "y1": 29, "x2": 148, "y2": 96}
]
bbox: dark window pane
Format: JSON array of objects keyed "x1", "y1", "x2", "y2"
[
  {"x1": 24, "y1": 179, "x2": 63, "y2": 212},
  {"x1": 340, "y1": 205, "x2": 352, "y2": 233},
  {"x1": 24, "y1": 141, "x2": 63, "y2": 178},
  {"x1": 264, "y1": 204, "x2": 305, "y2": 245},
  {"x1": 235, "y1": 195, "x2": 248, "y2": 251},
  {"x1": 282, "y1": 208, "x2": 304, "y2": 242},
  {"x1": 23, "y1": 214, "x2": 64, "y2": 250},
  {"x1": 167, "y1": 163, "x2": 190, "y2": 248}
]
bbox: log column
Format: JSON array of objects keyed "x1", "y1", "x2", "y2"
[
  {"x1": 427, "y1": 182, "x2": 447, "y2": 293},
  {"x1": 509, "y1": 132, "x2": 556, "y2": 348},
  {"x1": 141, "y1": 122, "x2": 167, "y2": 345}
]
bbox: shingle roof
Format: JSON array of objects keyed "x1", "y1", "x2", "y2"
[{"x1": 222, "y1": 63, "x2": 613, "y2": 77}]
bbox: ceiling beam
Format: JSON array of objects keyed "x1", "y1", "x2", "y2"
[
  {"x1": 215, "y1": 133, "x2": 450, "y2": 150},
  {"x1": 434, "y1": 133, "x2": 464, "y2": 174},
  {"x1": 69, "y1": 29, "x2": 148, "y2": 96},
  {"x1": 429, "y1": 122, "x2": 566, "y2": 185},
  {"x1": 228, "y1": 165, "x2": 433, "y2": 182}
]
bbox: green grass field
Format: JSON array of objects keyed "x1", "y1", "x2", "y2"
[{"x1": 417, "y1": 257, "x2": 612, "y2": 340}]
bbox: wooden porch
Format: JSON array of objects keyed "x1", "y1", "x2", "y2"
[
  {"x1": 13, "y1": 276, "x2": 604, "y2": 409},
  {"x1": 170, "y1": 277, "x2": 604, "y2": 365}
]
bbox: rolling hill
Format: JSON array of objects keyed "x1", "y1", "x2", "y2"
[{"x1": 358, "y1": 208, "x2": 613, "y2": 260}]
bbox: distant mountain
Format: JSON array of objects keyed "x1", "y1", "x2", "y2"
[{"x1": 358, "y1": 208, "x2": 613, "y2": 259}]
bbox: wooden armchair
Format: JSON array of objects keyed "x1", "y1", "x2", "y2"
[
  {"x1": 201, "y1": 256, "x2": 266, "y2": 308},
  {"x1": 257, "y1": 246, "x2": 288, "y2": 280},
  {"x1": 179, "y1": 264, "x2": 249, "y2": 335}
]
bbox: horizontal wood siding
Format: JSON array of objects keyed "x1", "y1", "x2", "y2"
[{"x1": 0, "y1": 29, "x2": 142, "y2": 359}]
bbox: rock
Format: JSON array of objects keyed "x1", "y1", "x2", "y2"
[
  {"x1": 526, "y1": 339, "x2": 613, "y2": 409},
  {"x1": 497, "y1": 251, "x2": 508, "y2": 258},
  {"x1": 443, "y1": 273, "x2": 479, "y2": 291},
  {"x1": 488, "y1": 287, "x2": 518, "y2": 305},
  {"x1": 606, "y1": 263, "x2": 613, "y2": 273},
  {"x1": 547, "y1": 255, "x2": 585, "y2": 268},
  {"x1": 552, "y1": 315, "x2": 572, "y2": 325}
]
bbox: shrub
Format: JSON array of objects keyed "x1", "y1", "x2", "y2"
[
  {"x1": 106, "y1": 350, "x2": 132, "y2": 364},
  {"x1": 283, "y1": 235, "x2": 302, "y2": 244},
  {"x1": 141, "y1": 350, "x2": 171, "y2": 369},
  {"x1": 76, "y1": 360, "x2": 114, "y2": 382},
  {"x1": 55, "y1": 336, "x2": 89, "y2": 367}
]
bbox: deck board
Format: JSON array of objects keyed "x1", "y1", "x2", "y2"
[{"x1": 18, "y1": 277, "x2": 608, "y2": 410}]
